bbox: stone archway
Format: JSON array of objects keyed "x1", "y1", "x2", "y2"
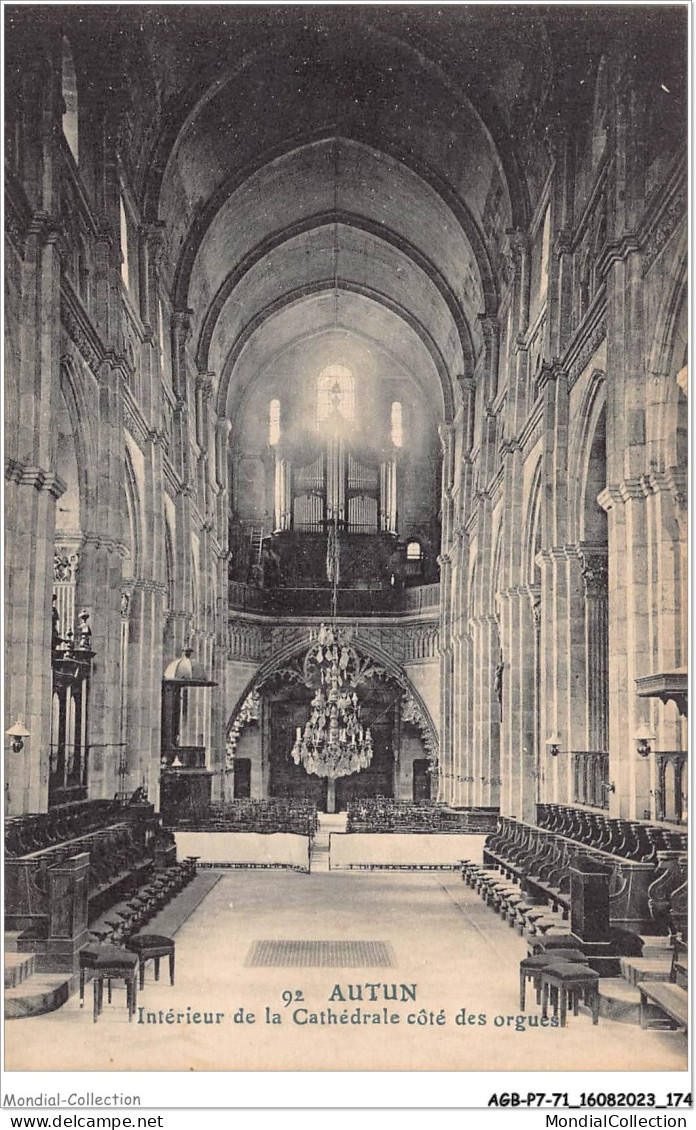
[{"x1": 225, "y1": 628, "x2": 439, "y2": 808}]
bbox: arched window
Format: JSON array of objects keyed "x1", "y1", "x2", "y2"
[
  {"x1": 158, "y1": 299, "x2": 166, "y2": 357},
  {"x1": 592, "y1": 56, "x2": 609, "y2": 167},
  {"x1": 405, "y1": 539, "x2": 424, "y2": 579},
  {"x1": 269, "y1": 398, "x2": 281, "y2": 446},
  {"x1": 391, "y1": 401, "x2": 403, "y2": 447},
  {"x1": 317, "y1": 364, "x2": 354, "y2": 423},
  {"x1": 77, "y1": 236, "x2": 90, "y2": 305},
  {"x1": 61, "y1": 36, "x2": 78, "y2": 163},
  {"x1": 579, "y1": 252, "x2": 592, "y2": 321},
  {"x1": 119, "y1": 196, "x2": 130, "y2": 290},
  {"x1": 539, "y1": 205, "x2": 551, "y2": 300}
]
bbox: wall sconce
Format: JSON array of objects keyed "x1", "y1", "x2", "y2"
[
  {"x1": 5, "y1": 718, "x2": 30, "y2": 754},
  {"x1": 171, "y1": 753, "x2": 183, "y2": 769},
  {"x1": 546, "y1": 733, "x2": 562, "y2": 757},
  {"x1": 635, "y1": 726, "x2": 655, "y2": 758}
]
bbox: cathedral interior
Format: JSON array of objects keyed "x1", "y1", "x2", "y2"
[{"x1": 3, "y1": 5, "x2": 688, "y2": 1071}]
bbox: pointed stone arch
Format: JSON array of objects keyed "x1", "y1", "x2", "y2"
[{"x1": 226, "y1": 629, "x2": 439, "y2": 759}]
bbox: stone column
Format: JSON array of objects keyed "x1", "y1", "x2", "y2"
[
  {"x1": 436, "y1": 420, "x2": 456, "y2": 804},
  {"x1": 138, "y1": 222, "x2": 165, "y2": 338},
  {"x1": 599, "y1": 482, "x2": 652, "y2": 820},
  {"x1": 392, "y1": 698, "x2": 402, "y2": 798},
  {"x1": 479, "y1": 615, "x2": 501, "y2": 809},
  {"x1": 124, "y1": 579, "x2": 168, "y2": 803},
  {"x1": 529, "y1": 591, "x2": 542, "y2": 807},
  {"x1": 437, "y1": 551, "x2": 453, "y2": 804},
  {"x1": 170, "y1": 310, "x2": 194, "y2": 488},
  {"x1": 5, "y1": 213, "x2": 65, "y2": 814},
  {"x1": 579, "y1": 549, "x2": 609, "y2": 750},
  {"x1": 5, "y1": 468, "x2": 65, "y2": 814},
  {"x1": 449, "y1": 523, "x2": 469, "y2": 808},
  {"x1": 75, "y1": 352, "x2": 126, "y2": 801},
  {"x1": 477, "y1": 315, "x2": 500, "y2": 404}
]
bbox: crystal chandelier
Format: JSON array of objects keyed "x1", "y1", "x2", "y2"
[
  {"x1": 291, "y1": 623, "x2": 374, "y2": 780},
  {"x1": 290, "y1": 495, "x2": 374, "y2": 792}
]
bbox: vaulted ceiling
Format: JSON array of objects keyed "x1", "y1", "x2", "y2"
[{"x1": 61, "y1": 6, "x2": 590, "y2": 422}]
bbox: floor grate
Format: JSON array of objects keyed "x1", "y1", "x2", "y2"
[{"x1": 246, "y1": 940, "x2": 395, "y2": 967}]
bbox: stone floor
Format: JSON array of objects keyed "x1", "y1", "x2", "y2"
[{"x1": 4, "y1": 870, "x2": 687, "y2": 1072}]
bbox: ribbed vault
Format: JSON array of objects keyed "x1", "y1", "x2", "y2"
[{"x1": 145, "y1": 9, "x2": 549, "y2": 430}]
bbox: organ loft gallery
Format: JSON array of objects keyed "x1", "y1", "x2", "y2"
[{"x1": 3, "y1": 4, "x2": 688, "y2": 1076}]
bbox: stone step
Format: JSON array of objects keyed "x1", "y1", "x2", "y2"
[
  {"x1": 619, "y1": 957, "x2": 671, "y2": 986},
  {"x1": 4, "y1": 952, "x2": 36, "y2": 989},
  {"x1": 598, "y1": 977, "x2": 642, "y2": 1024},
  {"x1": 5, "y1": 972, "x2": 78, "y2": 1020},
  {"x1": 638, "y1": 935, "x2": 673, "y2": 958}
]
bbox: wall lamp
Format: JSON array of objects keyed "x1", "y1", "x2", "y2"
[
  {"x1": 635, "y1": 725, "x2": 655, "y2": 758},
  {"x1": 5, "y1": 718, "x2": 30, "y2": 754},
  {"x1": 546, "y1": 733, "x2": 562, "y2": 757}
]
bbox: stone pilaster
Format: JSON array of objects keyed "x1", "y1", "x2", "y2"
[
  {"x1": 599, "y1": 481, "x2": 652, "y2": 819},
  {"x1": 437, "y1": 551, "x2": 453, "y2": 804},
  {"x1": 4, "y1": 208, "x2": 64, "y2": 813},
  {"x1": 477, "y1": 315, "x2": 500, "y2": 403},
  {"x1": 579, "y1": 549, "x2": 609, "y2": 749},
  {"x1": 5, "y1": 467, "x2": 65, "y2": 814}
]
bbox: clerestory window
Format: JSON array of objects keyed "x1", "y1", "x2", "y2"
[{"x1": 317, "y1": 365, "x2": 354, "y2": 424}]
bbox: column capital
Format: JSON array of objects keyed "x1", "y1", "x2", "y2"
[
  {"x1": 506, "y1": 228, "x2": 529, "y2": 260},
  {"x1": 579, "y1": 549, "x2": 608, "y2": 598},
  {"x1": 171, "y1": 308, "x2": 194, "y2": 346},
  {"x1": 26, "y1": 210, "x2": 62, "y2": 247},
  {"x1": 477, "y1": 313, "x2": 499, "y2": 343},
  {"x1": 456, "y1": 374, "x2": 476, "y2": 398},
  {"x1": 196, "y1": 372, "x2": 215, "y2": 400},
  {"x1": 554, "y1": 229, "x2": 573, "y2": 259},
  {"x1": 140, "y1": 220, "x2": 167, "y2": 274}
]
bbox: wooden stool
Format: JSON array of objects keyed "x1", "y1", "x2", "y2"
[
  {"x1": 92, "y1": 945, "x2": 139, "y2": 1022},
  {"x1": 126, "y1": 934, "x2": 175, "y2": 990},
  {"x1": 79, "y1": 942, "x2": 102, "y2": 1007},
  {"x1": 531, "y1": 935, "x2": 579, "y2": 955},
  {"x1": 519, "y1": 950, "x2": 587, "y2": 1010},
  {"x1": 541, "y1": 962, "x2": 600, "y2": 1027},
  {"x1": 79, "y1": 930, "x2": 117, "y2": 1006}
]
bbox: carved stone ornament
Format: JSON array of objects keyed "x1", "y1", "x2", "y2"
[
  {"x1": 641, "y1": 181, "x2": 687, "y2": 275},
  {"x1": 226, "y1": 689, "x2": 262, "y2": 765},
  {"x1": 401, "y1": 693, "x2": 438, "y2": 764},
  {"x1": 54, "y1": 548, "x2": 80, "y2": 583},
  {"x1": 580, "y1": 553, "x2": 609, "y2": 598}
]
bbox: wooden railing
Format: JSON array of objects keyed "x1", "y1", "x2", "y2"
[{"x1": 228, "y1": 580, "x2": 440, "y2": 617}]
